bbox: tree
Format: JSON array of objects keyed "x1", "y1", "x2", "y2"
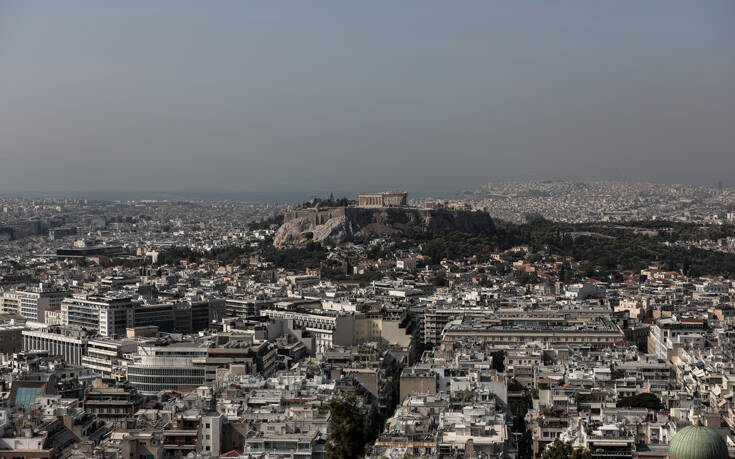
[
  {"x1": 571, "y1": 447, "x2": 593, "y2": 459},
  {"x1": 507, "y1": 379, "x2": 533, "y2": 457},
  {"x1": 326, "y1": 397, "x2": 365, "y2": 459},
  {"x1": 516, "y1": 271, "x2": 541, "y2": 285},
  {"x1": 543, "y1": 440, "x2": 591, "y2": 459},
  {"x1": 617, "y1": 392, "x2": 664, "y2": 411},
  {"x1": 431, "y1": 271, "x2": 448, "y2": 287},
  {"x1": 491, "y1": 350, "x2": 506, "y2": 373}
]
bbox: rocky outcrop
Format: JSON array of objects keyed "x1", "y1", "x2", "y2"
[
  {"x1": 274, "y1": 207, "x2": 494, "y2": 247},
  {"x1": 273, "y1": 217, "x2": 314, "y2": 246}
]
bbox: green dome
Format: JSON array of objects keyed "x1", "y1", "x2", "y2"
[{"x1": 668, "y1": 424, "x2": 729, "y2": 459}]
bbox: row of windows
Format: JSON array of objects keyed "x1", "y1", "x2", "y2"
[
  {"x1": 447, "y1": 335, "x2": 616, "y2": 342},
  {"x1": 90, "y1": 407, "x2": 132, "y2": 414},
  {"x1": 128, "y1": 367, "x2": 204, "y2": 376},
  {"x1": 129, "y1": 375, "x2": 204, "y2": 384}
]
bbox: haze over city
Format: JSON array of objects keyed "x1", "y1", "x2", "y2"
[{"x1": 2, "y1": 1, "x2": 734, "y2": 195}]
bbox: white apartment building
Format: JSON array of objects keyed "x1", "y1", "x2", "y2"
[
  {"x1": 61, "y1": 295, "x2": 134, "y2": 337},
  {"x1": 261, "y1": 309, "x2": 357, "y2": 354},
  {"x1": 3, "y1": 284, "x2": 69, "y2": 322}
]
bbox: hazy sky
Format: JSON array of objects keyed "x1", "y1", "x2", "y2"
[{"x1": 1, "y1": 1, "x2": 733, "y2": 194}]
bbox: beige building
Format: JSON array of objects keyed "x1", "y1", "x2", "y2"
[
  {"x1": 440, "y1": 317, "x2": 624, "y2": 350},
  {"x1": 0, "y1": 291, "x2": 21, "y2": 314},
  {"x1": 400, "y1": 367, "x2": 437, "y2": 400}
]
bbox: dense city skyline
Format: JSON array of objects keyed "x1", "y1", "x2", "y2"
[
  {"x1": 2, "y1": 3, "x2": 735, "y2": 457},
  {"x1": 2, "y1": 1, "x2": 734, "y2": 192},
  {"x1": 2, "y1": 186, "x2": 735, "y2": 458}
]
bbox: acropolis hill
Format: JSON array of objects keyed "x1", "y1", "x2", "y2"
[{"x1": 274, "y1": 193, "x2": 493, "y2": 247}]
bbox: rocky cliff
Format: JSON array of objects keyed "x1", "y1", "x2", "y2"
[{"x1": 274, "y1": 207, "x2": 494, "y2": 247}]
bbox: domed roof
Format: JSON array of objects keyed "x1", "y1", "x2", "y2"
[{"x1": 668, "y1": 422, "x2": 729, "y2": 459}]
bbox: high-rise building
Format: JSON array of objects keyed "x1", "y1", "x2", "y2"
[
  {"x1": 61, "y1": 295, "x2": 134, "y2": 337},
  {"x1": 133, "y1": 299, "x2": 223, "y2": 333}
]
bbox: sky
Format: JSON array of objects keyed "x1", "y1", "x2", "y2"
[{"x1": 1, "y1": 1, "x2": 734, "y2": 196}]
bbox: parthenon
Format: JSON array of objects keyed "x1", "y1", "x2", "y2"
[{"x1": 357, "y1": 192, "x2": 407, "y2": 208}]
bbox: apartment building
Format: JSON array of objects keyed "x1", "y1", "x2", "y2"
[
  {"x1": 81, "y1": 338, "x2": 138, "y2": 382},
  {"x1": 3, "y1": 284, "x2": 69, "y2": 322},
  {"x1": 261, "y1": 309, "x2": 357, "y2": 354},
  {"x1": 61, "y1": 295, "x2": 134, "y2": 337}
]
